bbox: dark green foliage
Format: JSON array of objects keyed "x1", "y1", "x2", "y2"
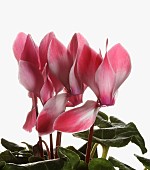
[
  {"x1": 74, "y1": 115, "x2": 147, "y2": 154},
  {"x1": 58, "y1": 147, "x2": 80, "y2": 170},
  {"x1": 1, "y1": 139, "x2": 25, "y2": 152},
  {"x1": 108, "y1": 156, "x2": 135, "y2": 170},
  {"x1": 88, "y1": 158, "x2": 115, "y2": 170},
  {"x1": 0, "y1": 112, "x2": 147, "y2": 169},
  {"x1": 135, "y1": 154, "x2": 150, "y2": 170}
]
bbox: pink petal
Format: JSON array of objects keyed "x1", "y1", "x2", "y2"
[
  {"x1": 48, "y1": 70, "x2": 64, "y2": 94},
  {"x1": 107, "y1": 43, "x2": 131, "y2": 92},
  {"x1": 69, "y1": 60, "x2": 84, "y2": 95},
  {"x1": 78, "y1": 45, "x2": 102, "y2": 97},
  {"x1": 19, "y1": 60, "x2": 44, "y2": 97},
  {"x1": 66, "y1": 94, "x2": 83, "y2": 107},
  {"x1": 23, "y1": 108, "x2": 37, "y2": 132},
  {"x1": 67, "y1": 33, "x2": 88, "y2": 60},
  {"x1": 95, "y1": 55, "x2": 116, "y2": 106},
  {"x1": 54, "y1": 100, "x2": 99, "y2": 133},
  {"x1": 40, "y1": 77, "x2": 54, "y2": 105},
  {"x1": 42, "y1": 64, "x2": 63, "y2": 94},
  {"x1": 39, "y1": 32, "x2": 55, "y2": 71},
  {"x1": 36, "y1": 93, "x2": 68, "y2": 135},
  {"x1": 13, "y1": 32, "x2": 27, "y2": 61},
  {"x1": 48, "y1": 38, "x2": 72, "y2": 91},
  {"x1": 41, "y1": 63, "x2": 49, "y2": 81},
  {"x1": 28, "y1": 92, "x2": 38, "y2": 107},
  {"x1": 68, "y1": 33, "x2": 88, "y2": 94},
  {"x1": 21, "y1": 35, "x2": 39, "y2": 69}
]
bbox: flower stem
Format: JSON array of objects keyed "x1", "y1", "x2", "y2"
[
  {"x1": 32, "y1": 94, "x2": 44, "y2": 158},
  {"x1": 90, "y1": 143, "x2": 98, "y2": 158},
  {"x1": 38, "y1": 136, "x2": 44, "y2": 158},
  {"x1": 85, "y1": 124, "x2": 94, "y2": 164},
  {"x1": 101, "y1": 145, "x2": 109, "y2": 159},
  {"x1": 55, "y1": 131, "x2": 62, "y2": 158},
  {"x1": 50, "y1": 134, "x2": 54, "y2": 159},
  {"x1": 42, "y1": 140, "x2": 51, "y2": 159}
]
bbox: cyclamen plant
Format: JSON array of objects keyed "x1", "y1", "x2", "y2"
[{"x1": 0, "y1": 32, "x2": 149, "y2": 170}]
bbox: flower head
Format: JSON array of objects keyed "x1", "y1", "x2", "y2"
[{"x1": 54, "y1": 42, "x2": 131, "y2": 133}]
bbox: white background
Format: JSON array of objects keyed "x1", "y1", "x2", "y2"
[{"x1": 0, "y1": 0, "x2": 150, "y2": 169}]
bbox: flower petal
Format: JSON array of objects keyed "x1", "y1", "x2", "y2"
[
  {"x1": 66, "y1": 94, "x2": 83, "y2": 107},
  {"x1": 69, "y1": 61, "x2": 84, "y2": 94},
  {"x1": 19, "y1": 60, "x2": 44, "y2": 96},
  {"x1": 40, "y1": 77, "x2": 54, "y2": 105},
  {"x1": 67, "y1": 33, "x2": 88, "y2": 60},
  {"x1": 48, "y1": 38, "x2": 72, "y2": 91},
  {"x1": 23, "y1": 108, "x2": 37, "y2": 132},
  {"x1": 36, "y1": 93, "x2": 68, "y2": 136},
  {"x1": 54, "y1": 100, "x2": 99, "y2": 133},
  {"x1": 78, "y1": 45, "x2": 102, "y2": 97},
  {"x1": 39, "y1": 32, "x2": 55, "y2": 71},
  {"x1": 48, "y1": 70, "x2": 64, "y2": 94},
  {"x1": 42, "y1": 64, "x2": 63, "y2": 94},
  {"x1": 21, "y1": 34, "x2": 39, "y2": 68},
  {"x1": 107, "y1": 43, "x2": 131, "y2": 92},
  {"x1": 68, "y1": 33, "x2": 88, "y2": 94},
  {"x1": 95, "y1": 55, "x2": 116, "y2": 106},
  {"x1": 13, "y1": 32, "x2": 27, "y2": 61}
]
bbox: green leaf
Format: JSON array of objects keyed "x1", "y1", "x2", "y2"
[
  {"x1": 0, "y1": 161, "x2": 6, "y2": 169},
  {"x1": 73, "y1": 128, "x2": 131, "y2": 148},
  {"x1": 108, "y1": 156, "x2": 135, "y2": 170},
  {"x1": 66, "y1": 146, "x2": 85, "y2": 160},
  {"x1": 98, "y1": 111, "x2": 109, "y2": 121},
  {"x1": 2, "y1": 163, "x2": 26, "y2": 170},
  {"x1": 130, "y1": 123, "x2": 147, "y2": 154},
  {"x1": 58, "y1": 147, "x2": 80, "y2": 170},
  {"x1": 15, "y1": 150, "x2": 33, "y2": 157},
  {"x1": 21, "y1": 142, "x2": 33, "y2": 151},
  {"x1": 135, "y1": 154, "x2": 150, "y2": 170},
  {"x1": 1, "y1": 159, "x2": 64, "y2": 170},
  {"x1": 95, "y1": 112, "x2": 112, "y2": 128},
  {"x1": 110, "y1": 116, "x2": 126, "y2": 126},
  {"x1": 76, "y1": 160, "x2": 88, "y2": 170},
  {"x1": 73, "y1": 118, "x2": 147, "y2": 153},
  {"x1": 0, "y1": 150, "x2": 18, "y2": 163},
  {"x1": 88, "y1": 158, "x2": 115, "y2": 170},
  {"x1": 12, "y1": 150, "x2": 32, "y2": 164},
  {"x1": 1, "y1": 139, "x2": 25, "y2": 152}
]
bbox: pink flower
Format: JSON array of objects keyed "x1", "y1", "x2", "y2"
[
  {"x1": 13, "y1": 32, "x2": 63, "y2": 132},
  {"x1": 54, "y1": 100, "x2": 99, "y2": 133},
  {"x1": 95, "y1": 43, "x2": 131, "y2": 106},
  {"x1": 35, "y1": 33, "x2": 88, "y2": 135},
  {"x1": 23, "y1": 92, "x2": 37, "y2": 132},
  {"x1": 13, "y1": 32, "x2": 57, "y2": 97},
  {"x1": 14, "y1": 33, "x2": 131, "y2": 135},
  {"x1": 36, "y1": 93, "x2": 68, "y2": 136},
  {"x1": 54, "y1": 43, "x2": 131, "y2": 133},
  {"x1": 48, "y1": 33, "x2": 88, "y2": 96}
]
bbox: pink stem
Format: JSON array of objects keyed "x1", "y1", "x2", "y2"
[
  {"x1": 32, "y1": 94, "x2": 44, "y2": 158},
  {"x1": 50, "y1": 134, "x2": 54, "y2": 159},
  {"x1": 38, "y1": 136, "x2": 44, "y2": 158},
  {"x1": 85, "y1": 124, "x2": 94, "y2": 164},
  {"x1": 55, "y1": 131, "x2": 62, "y2": 158},
  {"x1": 42, "y1": 140, "x2": 51, "y2": 159}
]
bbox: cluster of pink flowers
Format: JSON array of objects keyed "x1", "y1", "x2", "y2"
[{"x1": 13, "y1": 32, "x2": 131, "y2": 136}]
